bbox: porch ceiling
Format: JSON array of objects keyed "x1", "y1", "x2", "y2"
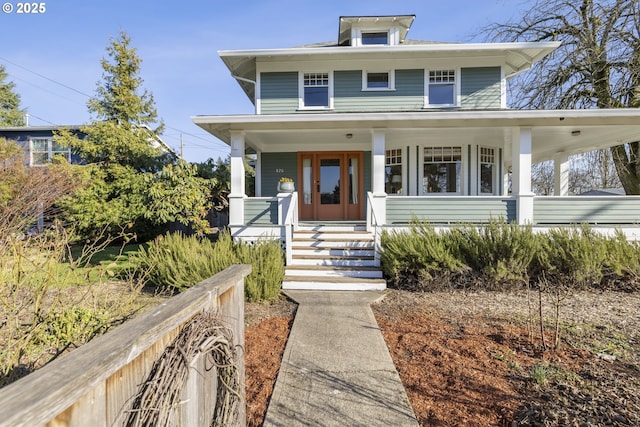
[{"x1": 192, "y1": 109, "x2": 640, "y2": 162}]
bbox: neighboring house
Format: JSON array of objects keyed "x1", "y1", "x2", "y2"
[
  {"x1": 0, "y1": 124, "x2": 177, "y2": 166},
  {"x1": 0, "y1": 125, "x2": 83, "y2": 166},
  {"x1": 193, "y1": 14, "x2": 640, "y2": 290}
]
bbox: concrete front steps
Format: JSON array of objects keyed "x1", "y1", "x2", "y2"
[{"x1": 282, "y1": 224, "x2": 386, "y2": 290}]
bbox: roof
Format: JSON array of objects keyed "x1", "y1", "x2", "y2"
[
  {"x1": 219, "y1": 41, "x2": 560, "y2": 104},
  {"x1": 0, "y1": 125, "x2": 81, "y2": 132}
]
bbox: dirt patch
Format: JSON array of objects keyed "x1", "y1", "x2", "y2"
[
  {"x1": 373, "y1": 289, "x2": 640, "y2": 426},
  {"x1": 244, "y1": 297, "x2": 297, "y2": 427},
  {"x1": 244, "y1": 289, "x2": 640, "y2": 426}
]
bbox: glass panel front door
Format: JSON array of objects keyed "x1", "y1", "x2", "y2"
[
  {"x1": 298, "y1": 152, "x2": 363, "y2": 221},
  {"x1": 320, "y1": 158, "x2": 341, "y2": 205}
]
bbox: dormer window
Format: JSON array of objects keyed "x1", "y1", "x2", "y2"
[{"x1": 362, "y1": 31, "x2": 388, "y2": 45}]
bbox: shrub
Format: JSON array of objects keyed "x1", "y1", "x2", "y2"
[
  {"x1": 135, "y1": 231, "x2": 284, "y2": 302},
  {"x1": 449, "y1": 219, "x2": 540, "y2": 287},
  {"x1": 380, "y1": 221, "x2": 467, "y2": 289},
  {"x1": 380, "y1": 219, "x2": 640, "y2": 292},
  {"x1": 543, "y1": 225, "x2": 609, "y2": 288}
]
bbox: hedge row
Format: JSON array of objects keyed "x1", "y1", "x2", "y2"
[{"x1": 380, "y1": 219, "x2": 640, "y2": 292}]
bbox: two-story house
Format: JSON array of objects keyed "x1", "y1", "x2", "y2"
[{"x1": 193, "y1": 15, "x2": 640, "y2": 290}]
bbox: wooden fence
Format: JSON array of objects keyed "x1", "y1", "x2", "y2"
[{"x1": 0, "y1": 264, "x2": 250, "y2": 427}]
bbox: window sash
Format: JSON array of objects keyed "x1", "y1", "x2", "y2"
[
  {"x1": 479, "y1": 147, "x2": 496, "y2": 194},
  {"x1": 385, "y1": 149, "x2": 403, "y2": 195},
  {"x1": 428, "y1": 70, "x2": 456, "y2": 106},
  {"x1": 423, "y1": 146, "x2": 462, "y2": 194},
  {"x1": 30, "y1": 137, "x2": 70, "y2": 165},
  {"x1": 303, "y1": 73, "x2": 329, "y2": 107},
  {"x1": 362, "y1": 31, "x2": 388, "y2": 45},
  {"x1": 367, "y1": 72, "x2": 389, "y2": 89}
]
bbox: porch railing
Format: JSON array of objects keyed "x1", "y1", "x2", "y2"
[
  {"x1": 281, "y1": 192, "x2": 298, "y2": 265},
  {"x1": 244, "y1": 197, "x2": 278, "y2": 225},
  {"x1": 386, "y1": 196, "x2": 516, "y2": 224},
  {"x1": 0, "y1": 265, "x2": 250, "y2": 427},
  {"x1": 533, "y1": 196, "x2": 640, "y2": 225},
  {"x1": 366, "y1": 191, "x2": 384, "y2": 265}
]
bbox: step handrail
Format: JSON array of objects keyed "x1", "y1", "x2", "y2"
[
  {"x1": 283, "y1": 192, "x2": 298, "y2": 265},
  {"x1": 366, "y1": 191, "x2": 382, "y2": 266}
]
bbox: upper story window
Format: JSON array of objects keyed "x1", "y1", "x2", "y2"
[
  {"x1": 303, "y1": 72, "x2": 329, "y2": 108},
  {"x1": 30, "y1": 137, "x2": 70, "y2": 166},
  {"x1": 361, "y1": 31, "x2": 388, "y2": 45},
  {"x1": 363, "y1": 70, "x2": 395, "y2": 90},
  {"x1": 427, "y1": 70, "x2": 456, "y2": 106}
]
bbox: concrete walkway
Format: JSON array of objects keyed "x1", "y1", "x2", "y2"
[{"x1": 263, "y1": 291, "x2": 419, "y2": 427}]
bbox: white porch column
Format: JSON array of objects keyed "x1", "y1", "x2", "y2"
[
  {"x1": 229, "y1": 131, "x2": 246, "y2": 226},
  {"x1": 371, "y1": 129, "x2": 387, "y2": 225},
  {"x1": 512, "y1": 127, "x2": 534, "y2": 224},
  {"x1": 553, "y1": 153, "x2": 570, "y2": 196}
]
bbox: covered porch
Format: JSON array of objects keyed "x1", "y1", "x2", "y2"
[{"x1": 193, "y1": 108, "x2": 640, "y2": 243}]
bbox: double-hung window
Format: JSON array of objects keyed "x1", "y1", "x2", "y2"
[
  {"x1": 385, "y1": 149, "x2": 403, "y2": 195},
  {"x1": 303, "y1": 72, "x2": 329, "y2": 108},
  {"x1": 30, "y1": 137, "x2": 70, "y2": 166},
  {"x1": 479, "y1": 147, "x2": 496, "y2": 194},
  {"x1": 423, "y1": 146, "x2": 462, "y2": 194},
  {"x1": 427, "y1": 70, "x2": 456, "y2": 106}
]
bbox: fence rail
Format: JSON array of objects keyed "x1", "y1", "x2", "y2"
[{"x1": 0, "y1": 264, "x2": 250, "y2": 427}]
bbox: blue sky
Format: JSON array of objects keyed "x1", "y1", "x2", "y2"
[{"x1": 0, "y1": 0, "x2": 528, "y2": 162}]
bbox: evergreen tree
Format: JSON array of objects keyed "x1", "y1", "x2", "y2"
[
  {"x1": 0, "y1": 65, "x2": 25, "y2": 127},
  {"x1": 59, "y1": 31, "x2": 168, "y2": 171},
  {"x1": 57, "y1": 32, "x2": 214, "y2": 240}
]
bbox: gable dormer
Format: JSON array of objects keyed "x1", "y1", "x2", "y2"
[{"x1": 338, "y1": 15, "x2": 415, "y2": 47}]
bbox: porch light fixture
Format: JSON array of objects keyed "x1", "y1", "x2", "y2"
[{"x1": 571, "y1": 130, "x2": 581, "y2": 136}]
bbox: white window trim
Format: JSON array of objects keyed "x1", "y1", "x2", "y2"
[
  {"x1": 419, "y1": 144, "x2": 467, "y2": 196},
  {"x1": 351, "y1": 27, "x2": 400, "y2": 46},
  {"x1": 362, "y1": 70, "x2": 395, "y2": 91},
  {"x1": 478, "y1": 146, "x2": 499, "y2": 195},
  {"x1": 298, "y1": 71, "x2": 334, "y2": 110},
  {"x1": 385, "y1": 147, "x2": 405, "y2": 196},
  {"x1": 424, "y1": 69, "x2": 460, "y2": 108},
  {"x1": 30, "y1": 137, "x2": 70, "y2": 166}
]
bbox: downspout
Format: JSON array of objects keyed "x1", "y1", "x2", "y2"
[{"x1": 231, "y1": 75, "x2": 257, "y2": 114}]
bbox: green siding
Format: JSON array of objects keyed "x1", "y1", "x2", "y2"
[
  {"x1": 461, "y1": 67, "x2": 501, "y2": 109},
  {"x1": 260, "y1": 72, "x2": 298, "y2": 114},
  {"x1": 534, "y1": 197, "x2": 640, "y2": 224},
  {"x1": 386, "y1": 197, "x2": 516, "y2": 224},
  {"x1": 334, "y1": 70, "x2": 424, "y2": 112},
  {"x1": 261, "y1": 152, "x2": 298, "y2": 197},
  {"x1": 244, "y1": 198, "x2": 278, "y2": 225}
]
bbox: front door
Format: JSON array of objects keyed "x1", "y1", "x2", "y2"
[{"x1": 298, "y1": 151, "x2": 363, "y2": 221}]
